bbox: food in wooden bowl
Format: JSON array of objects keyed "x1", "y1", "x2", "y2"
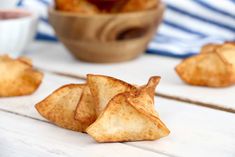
[
  {"x1": 35, "y1": 74, "x2": 170, "y2": 142},
  {"x1": 49, "y1": 0, "x2": 165, "y2": 63},
  {"x1": 176, "y1": 42, "x2": 235, "y2": 87}
]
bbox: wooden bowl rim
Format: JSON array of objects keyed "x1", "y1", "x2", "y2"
[{"x1": 48, "y1": 2, "x2": 164, "y2": 18}]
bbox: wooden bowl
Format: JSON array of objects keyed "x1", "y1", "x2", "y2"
[{"x1": 48, "y1": 3, "x2": 165, "y2": 63}]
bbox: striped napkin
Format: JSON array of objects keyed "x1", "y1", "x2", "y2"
[{"x1": 18, "y1": 0, "x2": 235, "y2": 58}]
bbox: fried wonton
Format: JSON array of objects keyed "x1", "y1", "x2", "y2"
[
  {"x1": 86, "y1": 0, "x2": 127, "y2": 13},
  {"x1": 120, "y1": 0, "x2": 159, "y2": 12},
  {"x1": 87, "y1": 74, "x2": 137, "y2": 116},
  {"x1": 201, "y1": 43, "x2": 220, "y2": 54},
  {"x1": 86, "y1": 76, "x2": 170, "y2": 142},
  {"x1": 75, "y1": 85, "x2": 96, "y2": 125},
  {"x1": 201, "y1": 42, "x2": 235, "y2": 54},
  {"x1": 127, "y1": 77, "x2": 160, "y2": 118},
  {"x1": 55, "y1": 0, "x2": 99, "y2": 14},
  {"x1": 176, "y1": 43, "x2": 235, "y2": 87},
  {"x1": 55, "y1": 0, "x2": 159, "y2": 14},
  {"x1": 0, "y1": 55, "x2": 43, "y2": 97},
  {"x1": 35, "y1": 84, "x2": 89, "y2": 132}
]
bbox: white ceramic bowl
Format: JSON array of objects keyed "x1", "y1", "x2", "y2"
[{"x1": 0, "y1": 9, "x2": 38, "y2": 56}]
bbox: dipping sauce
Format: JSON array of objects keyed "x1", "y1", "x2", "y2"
[{"x1": 0, "y1": 10, "x2": 30, "y2": 20}]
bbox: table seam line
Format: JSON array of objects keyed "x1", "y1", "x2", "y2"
[{"x1": 40, "y1": 69, "x2": 235, "y2": 114}]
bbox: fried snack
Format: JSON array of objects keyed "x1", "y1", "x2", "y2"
[
  {"x1": 127, "y1": 77, "x2": 160, "y2": 118},
  {"x1": 225, "y1": 41, "x2": 235, "y2": 46},
  {"x1": 217, "y1": 43, "x2": 235, "y2": 78},
  {"x1": 55, "y1": 0, "x2": 159, "y2": 14},
  {"x1": 0, "y1": 55, "x2": 43, "y2": 97},
  {"x1": 201, "y1": 43, "x2": 220, "y2": 54},
  {"x1": 176, "y1": 43, "x2": 235, "y2": 87},
  {"x1": 87, "y1": 74, "x2": 137, "y2": 116},
  {"x1": 35, "y1": 84, "x2": 89, "y2": 132},
  {"x1": 55, "y1": 0, "x2": 99, "y2": 14},
  {"x1": 87, "y1": 0, "x2": 127, "y2": 12},
  {"x1": 75, "y1": 85, "x2": 96, "y2": 125},
  {"x1": 120, "y1": 0, "x2": 159, "y2": 12},
  {"x1": 86, "y1": 76, "x2": 170, "y2": 142},
  {"x1": 201, "y1": 42, "x2": 235, "y2": 54},
  {"x1": 17, "y1": 56, "x2": 33, "y2": 65}
]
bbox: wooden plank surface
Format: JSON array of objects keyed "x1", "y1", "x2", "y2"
[
  {"x1": 0, "y1": 71, "x2": 234, "y2": 157},
  {"x1": 26, "y1": 42, "x2": 235, "y2": 111},
  {"x1": 0, "y1": 131, "x2": 65, "y2": 157},
  {"x1": 0, "y1": 111, "x2": 165, "y2": 157}
]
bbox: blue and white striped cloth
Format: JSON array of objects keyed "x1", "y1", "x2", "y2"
[{"x1": 18, "y1": 0, "x2": 235, "y2": 58}]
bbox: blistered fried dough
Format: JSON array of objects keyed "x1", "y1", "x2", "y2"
[
  {"x1": 201, "y1": 42, "x2": 235, "y2": 54},
  {"x1": 201, "y1": 43, "x2": 235, "y2": 77},
  {"x1": 217, "y1": 44, "x2": 235, "y2": 80},
  {"x1": 0, "y1": 55, "x2": 43, "y2": 97},
  {"x1": 35, "y1": 84, "x2": 89, "y2": 132},
  {"x1": 86, "y1": 76, "x2": 170, "y2": 142},
  {"x1": 75, "y1": 85, "x2": 96, "y2": 125},
  {"x1": 127, "y1": 76, "x2": 160, "y2": 118},
  {"x1": 120, "y1": 0, "x2": 159, "y2": 12},
  {"x1": 55, "y1": 0, "x2": 99, "y2": 14},
  {"x1": 201, "y1": 43, "x2": 220, "y2": 54},
  {"x1": 87, "y1": 74, "x2": 137, "y2": 116},
  {"x1": 176, "y1": 42, "x2": 235, "y2": 87},
  {"x1": 176, "y1": 52, "x2": 234, "y2": 87},
  {"x1": 17, "y1": 56, "x2": 33, "y2": 65},
  {"x1": 108, "y1": 0, "x2": 128, "y2": 13},
  {"x1": 225, "y1": 41, "x2": 235, "y2": 45},
  {"x1": 86, "y1": 0, "x2": 126, "y2": 12}
]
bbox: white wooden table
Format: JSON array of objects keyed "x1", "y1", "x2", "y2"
[{"x1": 0, "y1": 41, "x2": 234, "y2": 157}]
